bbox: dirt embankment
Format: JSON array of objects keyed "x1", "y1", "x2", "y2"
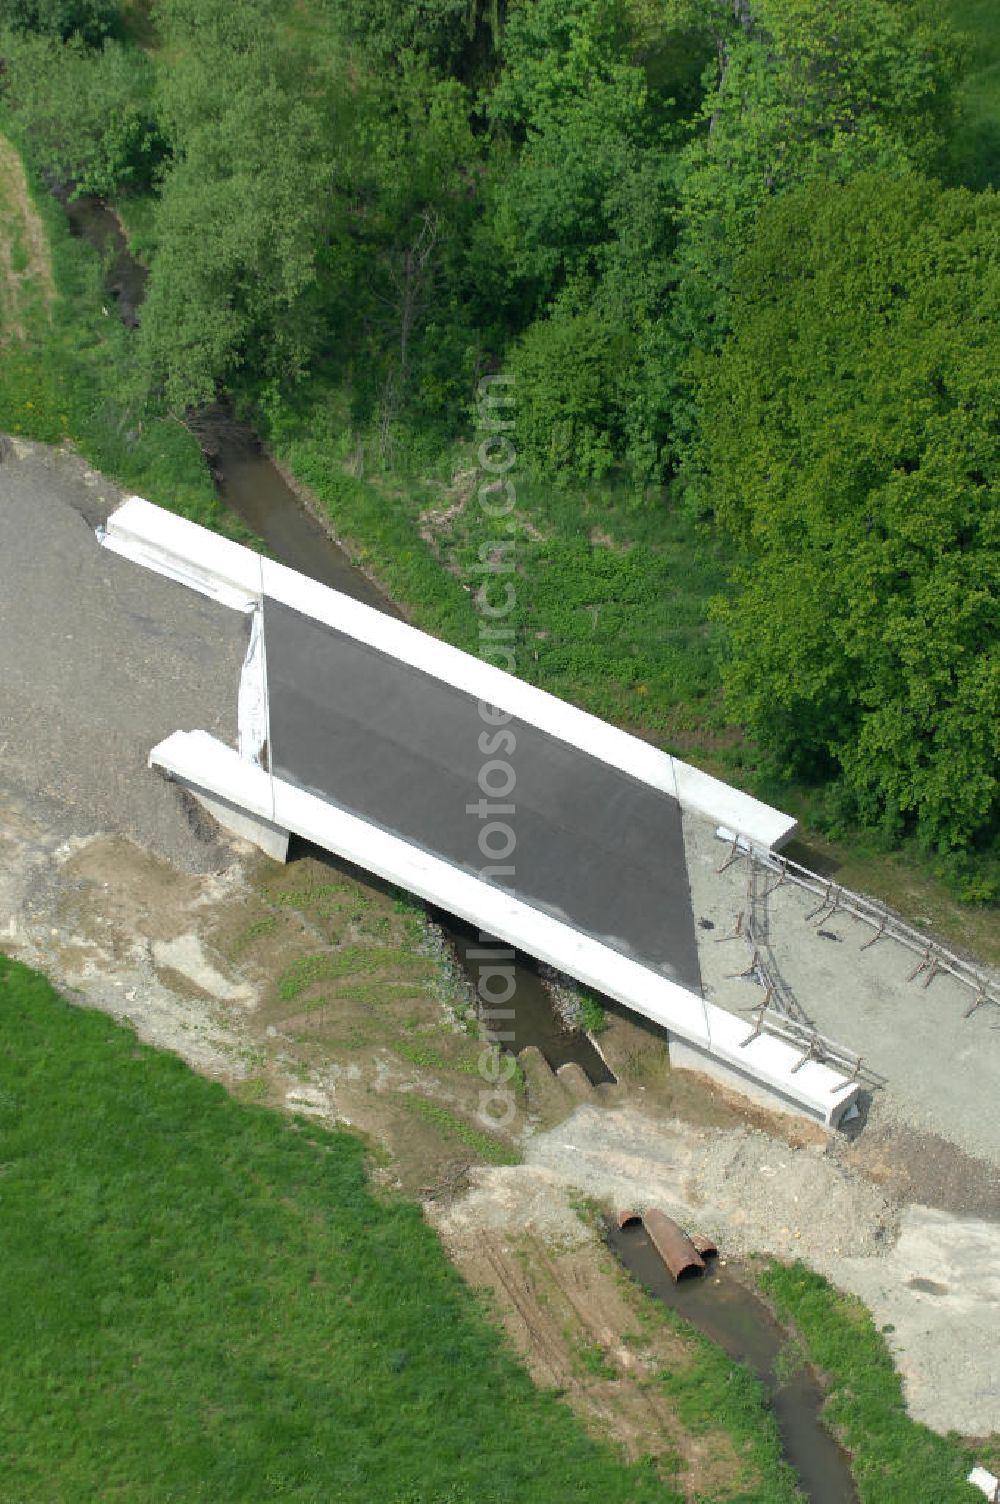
[
  {"x1": 0, "y1": 135, "x2": 56, "y2": 341},
  {"x1": 443, "y1": 1224, "x2": 757, "y2": 1498},
  {"x1": 2, "y1": 438, "x2": 999, "y2": 1464}
]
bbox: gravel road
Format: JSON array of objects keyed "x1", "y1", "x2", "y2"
[
  {"x1": 0, "y1": 437, "x2": 246, "y2": 870},
  {"x1": 684, "y1": 813, "x2": 1000, "y2": 1169}
]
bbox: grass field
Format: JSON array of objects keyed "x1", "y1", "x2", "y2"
[
  {"x1": 0, "y1": 954, "x2": 677, "y2": 1504},
  {"x1": 0, "y1": 135, "x2": 55, "y2": 342},
  {"x1": 756, "y1": 1263, "x2": 983, "y2": 1504}
]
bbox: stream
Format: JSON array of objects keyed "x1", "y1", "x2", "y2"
[
  {"x1": 65, "y1": 190, "x2": 864, "y2": 1497},
  {"x1": 608, "y1": 1221, "x2": 859, "y2": 1504},
  {"x1": 65, "y1": 194, "x2": 614, "y2": 1084}
]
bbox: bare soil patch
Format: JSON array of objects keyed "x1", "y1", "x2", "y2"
[
  {"x1": 1, "y1": 793, "x2": 525, "y2": 1193},
  {"x1": 0, "y1": 135, "x2": 55, "y2": 340},
  {"x1": 440, "y1": 1223, "x2": 755, "y2": 1499},
  {"x1": 842, "y1": 1122, "x2": 1000, "y2": 1222}
]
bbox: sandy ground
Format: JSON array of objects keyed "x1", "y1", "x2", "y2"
[{"x1": 2, "y1": 437, "x2": 999, "y2": 1451}]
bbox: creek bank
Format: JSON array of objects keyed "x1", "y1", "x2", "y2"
[
  {"x1": 25, "y1": 181, "x2": 998, "y2": 1449},
  {"x1": 608, "y1": 1219, "x2": 859, "y2": 1504},
  {"x1": 433, "y1": 1104, "x2": 1000, "y2": 1439},
  {"x1": 65, "y1": 191, "x2": 618, "y2": 1085}
]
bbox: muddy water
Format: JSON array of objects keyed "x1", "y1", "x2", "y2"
[
  {"x1": 191, "y1": 403, "x2": 392, "y2": 611},
  {"x1": 63, "y1": 195, "x2": 148, "y2": 325},
  {"x1": 608, "y1": 1222, "x2": 858, "y2": 1504},
  {"x1": 442, "y1": 913, "x2": 615, "y2": 1084},
  {"x1": 66, "y1": 195, "x2": 614, "y2": 1083}
]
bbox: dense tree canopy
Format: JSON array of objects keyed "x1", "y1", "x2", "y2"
[
  {"x1": 131, "y1": 0, "x2": 347, "y2": 408},
  {"x1": 487, "y1": 0, "x2": 684, "y2": 478},
  {"x1": 0, "y1": 0, "x2": 120, "y2": 44},
  {"x1": 0, "y1": 0, "x2": 995, "y2": 869},
  {"x1": 700, "y1": 174, "x2": 1000, "y2": 853},
  {"x1": 0, "y1": 28, "x2": 163, "y2": 195},
  {"x1": 664, "y1": 0, "x2": 964, "y2": 480},
  {"x1": 331, "y1": 0, "x2": 500, "y2": 78}
]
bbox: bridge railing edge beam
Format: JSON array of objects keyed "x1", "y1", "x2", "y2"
[
  {"x1": 149, "y1": 729, "x2": 857, "y2": 1129},
  {"x1": 105, "y1": 498, "x2": 798, "y2": 854}
]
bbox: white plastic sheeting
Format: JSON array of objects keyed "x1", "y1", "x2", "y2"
[
  {"x1": 237, "y1": 607, "x2": 269, "y2": 771},
  {"x1": 969, "y1": 1467, "x2": 1000, "y2": 1502}
]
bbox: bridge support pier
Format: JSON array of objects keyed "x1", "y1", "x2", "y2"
[
  {"x1": 177, "y1": 780, "x2": 290, "y2": 864},
  {"x1": 667, "y1": 1033, "x2": 852, "y2": 1127}
]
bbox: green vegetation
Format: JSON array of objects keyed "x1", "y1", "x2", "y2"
[
  {"x1": 1, "y1": 12, "x2": 997, "y2": 1490},
  {"x1": 758, "y1": 1261, "x2": 978, "y2": 1502},
  {"x1": 947, "y1": 0, "x2": 1000, "y2": 187},
  {"x1": 260, "y1": 419, "x2": 483, "y2": 654},
  {"x1": 276, "y1": 945, "x2": 414, "y2": 1001},
  {"x1": 0, "y1": 0, "x2": 996, "y2": 886},
  {"x1": 229, "y1": 915, "x2": 279, "y2": 954},
  {"x1": 642, "y1": 1306, "x2": 801, "y2": 1504},
  {"x1": 402, "y1": 1094, "x2": 521, "y2": 1166},
  {"x1": 0, "y1": 27, "x2": 163, "y2": 196},
  {"x1": 267, "y1": 406, "x2": 735, "y2": 729},
  {"x1": 0, "y1": 954, "x2": 666, "y2": 1501},
  {"x1": 394, "y1": 1040, "x2": 482, "y2": 1075},
  {"x1": 0, "y1": 0, "x2": 122, "y2": 45},
  {"x1": 574, "y1": 1341, "x2": 619, "y2": 1381},
  {"x1": 700, "y1": 173, "x2": 1000, "y2": 859},
  {"x1": 578, "y1": 989, "x2": 609, "y2": 1037},
  {"x1": 0, "y1": 129, "x2": 232, "y2": 532}
]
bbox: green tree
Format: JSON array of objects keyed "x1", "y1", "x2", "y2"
[
  {"x1": 489, "y1": 0, "x2": 666, "y2": 303},
  {"x1": 138, "y1": 0, "x2": 347, "y2": 409},
  {"x1": 142, "y1": 0, "x2": 486, "y2": 433},
  {"x1": 349, "y1": 52, "x2": 484, "y2": 451},
  {"x1": 664, "y1": 0, "x2": 964, "y2": 483},
  {"x1": 512, "y1": 299, "x2": 627, "y2": 480},
  {"x1": 486, "y1": 0, "x2": 684, "y2": 480},
  {"x1": 699, "y1": 173, "x2": 1000, "y2": 854},
  {"x1": 0, "y1": 0, "x2": 120, "y2": 44},
  {"x1": 330, "y1": 0, "x2": 501, "y2": 78},
  {"x1": 0, "y1": 29, "x2": 164, "y2": 195}
]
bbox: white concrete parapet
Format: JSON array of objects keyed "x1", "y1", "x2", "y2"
[
  {"x1": 105, "y1": 498, "x2": 797, "y2": 852},
  {"x1": 150, "y1": 729, "x2": 859, "y2": 1127},
  {"x1": 100, "y1": 496, "x2": 261, "y2": 611},
  {"x1": 969, "y1": 1466, "x2": 1000, "y2": 1502}
]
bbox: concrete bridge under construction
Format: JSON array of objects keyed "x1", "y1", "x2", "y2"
[{"x1": 100, "y1": 497, "x2": 863, "y2": 1127}]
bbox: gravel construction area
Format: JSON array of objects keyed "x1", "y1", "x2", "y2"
[
  {"x1": 3, "y1": 438, "x2": 999, "y2": 1441},
  {"x1": 684, "y1": 813, "x2": 1000, "y2": 1168},
  {"x1": 437, "y1": 1105, "x2": 1000, "y2": 1436},
  {"x1": 521, "y1": 1105, "x2": 899, "y2": 1265},
  {"x1": 835, "y1": 1204, "x2": 1000, "y2": 1435},
  {"x1": 0, "y1": 438, "x2": 246, "y2": 871}
]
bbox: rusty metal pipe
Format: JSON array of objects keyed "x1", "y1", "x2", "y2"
[
  {"x1": 643, "y1": 1209, "x2": 705, "y2": 1281},
  {"x1": 690, "y1": 1232, "x2": 719, "y2": 1260},
  {"x1": 616, "y1": 1209, "x2": 642, "y2": 1229}
]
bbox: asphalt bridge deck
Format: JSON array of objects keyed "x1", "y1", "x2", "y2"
[{"x1": 264, "y1": 598, "x2": 703, "y2": 993}]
